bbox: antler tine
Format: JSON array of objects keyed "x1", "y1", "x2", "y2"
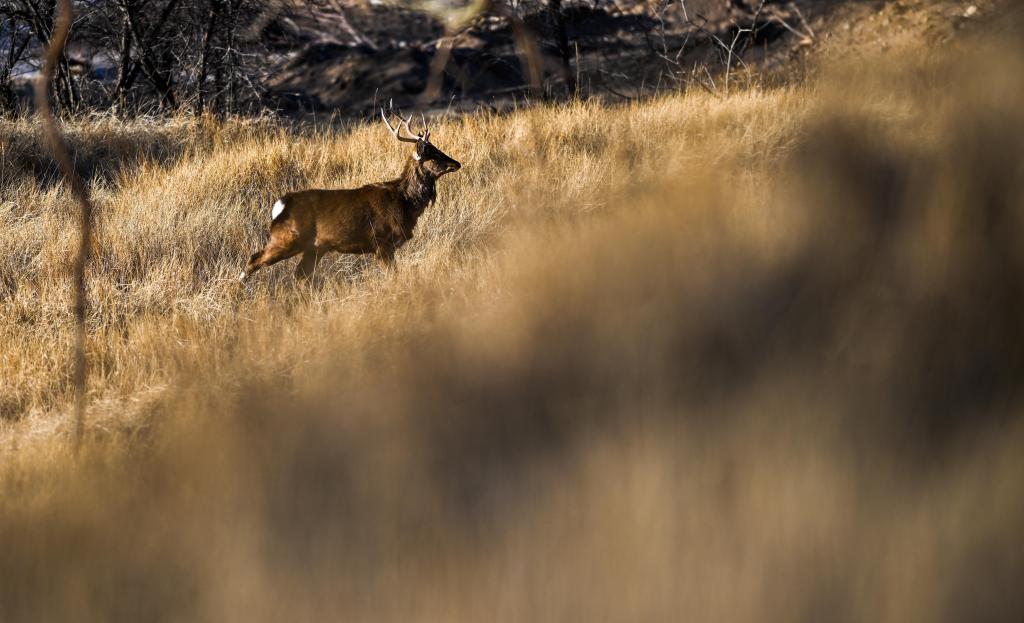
[
  {"x1": 380, "y1": 107, "x2": 399, "y2": 134},
  {"x1": 420, "y1": 112, "x2": 431, "y2": 142},
  {"x1": 387, "y1": 99, "x2": 420, "y2": 140},
  {"x1": 381, "y1": 100, "x2": 419, "y2": 143},
  {"x1": 399, "y1": 111, "x2": 421, "y2": 140}
]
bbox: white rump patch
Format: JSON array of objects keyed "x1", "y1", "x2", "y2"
[{"x1": 271, "y1": 199, "x2": 285, "y2": 220}]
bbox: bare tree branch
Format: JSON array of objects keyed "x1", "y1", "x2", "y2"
[{"x1": 33, "y1": 0, "x2": 93, "y2": 451}]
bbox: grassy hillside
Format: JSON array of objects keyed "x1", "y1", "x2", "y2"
[
  {"x1": 2, "y1": 8, "x2": 1023, "y2": 622},
  {"x1": 1, "y1": 87, "x2": 811, "y2": 437}
]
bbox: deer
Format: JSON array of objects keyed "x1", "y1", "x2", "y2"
[{"x1": 239, "y1": 107, "x2": 461, "y2": 283}]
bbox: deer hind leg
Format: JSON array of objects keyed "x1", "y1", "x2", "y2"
[
  {"x1": 240, "y1": 237, "x2": 303, "y2": 282},
  {"x1": 240, "y1": 250, "x2": 263, "y2": 281}
]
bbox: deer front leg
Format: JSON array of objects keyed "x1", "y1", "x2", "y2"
[
  {"x1": 375, "y1": 245, "x2": 396, "y2": 270},
  {"x1": 295, "y1": 248, "x2": 325, "y2": 281}
]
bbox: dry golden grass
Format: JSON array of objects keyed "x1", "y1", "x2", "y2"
[
  {"x1": 1, "y1": 86, "x2": 809, "y2": 438},
  {"x1": 2, "y1": 11, "x2": 1024, "y2": 622}
]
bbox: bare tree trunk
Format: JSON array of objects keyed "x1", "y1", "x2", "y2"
[
  {"x1": 225, "y1": 0, "x2": 236, "y2": 113},
  {"x1": 195, "y1": 0, "x2": 222, "y2": 114},
  {"x1": 548, "y1": 0, "x2": 574, "y2": 93},
  {"x1": 0, "y1": 14, "x2": 31, "y2": 114},
  {"x1": 60, "y1": 50, "x2": 77, "y2": 108},
  {"x1": 19, "y1": 0, "x2": 77, "y2": 112},
  {"x1": 34, "y1": 0, "x2": 93, "y2": 450},
  {"x1": 112, "y1": 13, "x2": 134, "y2": 113},
  {"x1": 122, "y1": 0, "x2": 180, "y2": 110}
]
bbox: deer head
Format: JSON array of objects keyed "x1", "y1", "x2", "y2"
[{"x1": 382, "y1": 106, "x2": 461, "y2": 177}]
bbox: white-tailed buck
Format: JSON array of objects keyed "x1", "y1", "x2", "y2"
[{"x1": 240, "y1": 107, "x2": 461, "y2": 282}]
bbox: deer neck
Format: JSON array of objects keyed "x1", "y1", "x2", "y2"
[{"x1": 399, "y1": 159, "x2": 437, "y2": 214}]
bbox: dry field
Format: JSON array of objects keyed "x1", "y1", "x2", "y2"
[{"x1": 2, "y1": 7, "x2": 1024, "y2": 622}]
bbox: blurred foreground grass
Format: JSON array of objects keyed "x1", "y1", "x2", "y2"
[{"x1": 1, "y1": 12, "x2": 1023, "y2": 622}]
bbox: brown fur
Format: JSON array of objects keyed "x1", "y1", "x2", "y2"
[{"x1": 241, "y1": 138, "x2": 460, "y2": 281}]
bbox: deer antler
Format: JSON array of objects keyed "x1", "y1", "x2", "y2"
[
  {"x1": 420, "y1": 112, "x2": 431, "y2": 143},
  {"x1": 381, "y1": 100, "x2": 420, "y2": 143}
]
